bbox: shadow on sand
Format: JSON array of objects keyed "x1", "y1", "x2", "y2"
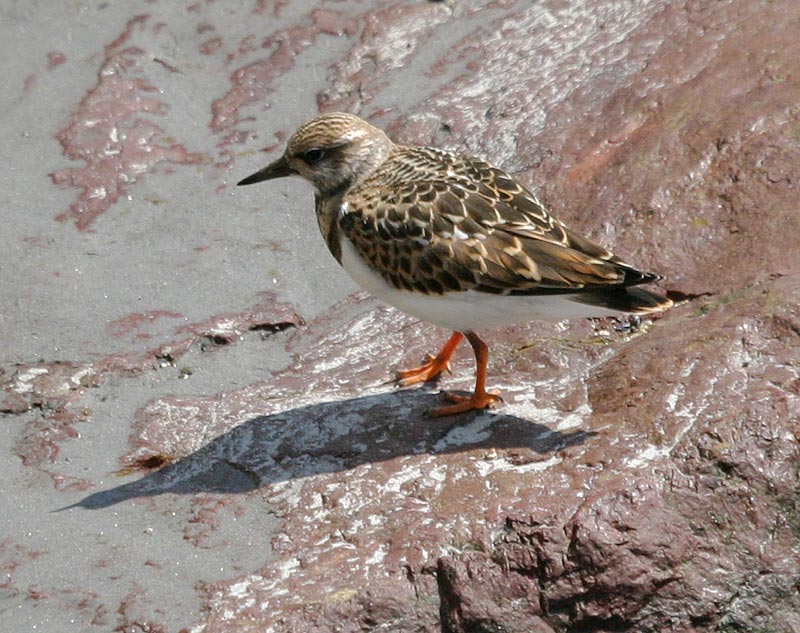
[{"x1": 68, "y1": 389, "x2": 595, "y2": 510}]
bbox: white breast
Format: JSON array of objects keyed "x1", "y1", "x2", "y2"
[{"x1": 338, "y1": 237, "x2": 621, "y2": 332}]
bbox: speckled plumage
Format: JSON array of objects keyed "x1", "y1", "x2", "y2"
[
  {"x1": 339, "y1": 145, "x2": 663, "y2": 299},
  {"x1": 238, "y1": 112, "x2": 672, "y2": 415}
]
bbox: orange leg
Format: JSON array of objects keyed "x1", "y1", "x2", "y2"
[
  {"x1": 397, "y1": 332, "x2": 464, "y2": 386},
  {"x1": 429, "y1": 331, "x2": 502, "y2": 417}
]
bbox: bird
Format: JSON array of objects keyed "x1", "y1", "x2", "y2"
[{"x1": 238, "y1": 112, "x2": 672, "y2": 416}]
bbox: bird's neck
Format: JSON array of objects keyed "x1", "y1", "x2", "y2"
[{"x1": 315, "y1": 193, "x2": 345, "y2": 263}]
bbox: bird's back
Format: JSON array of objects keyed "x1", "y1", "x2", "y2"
[{"x1": 337, "y1": 145, "x2": 671, "y2": 315}]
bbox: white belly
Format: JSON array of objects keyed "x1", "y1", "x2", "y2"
[{"x1": 339, "y1": 237, "x2": 621, "y2": 332}]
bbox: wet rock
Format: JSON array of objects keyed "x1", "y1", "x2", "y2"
[
  {"x1": 158, "y1": 0, "x2": 800, "y2": 630},
  {"x1": 6, "y1": 0, "x2": 800, "y2": 631}
]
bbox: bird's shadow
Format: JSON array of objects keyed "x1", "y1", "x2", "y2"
[{"x1": 68, "y1": 389, "x2": 595, "y2": 510}]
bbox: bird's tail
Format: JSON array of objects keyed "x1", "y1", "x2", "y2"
[{"x1": 570, "y1": 286, "x2": 673, "y2": 315}]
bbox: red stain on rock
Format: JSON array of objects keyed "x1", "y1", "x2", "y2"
[
  {"x1": 199, "y1": 36, "x2": 223, "y2": 55},
  {"x1": 254, "y1": 0, "x2": 289, "y2": 17},
  {"x1": 184, "y1": 496, "x2": 243, "y2": 548},
  {"x1": 319, "y1": 2, "x2": 453, "y2": 114},
  {"x1": 113, "y1": 586, "x2": 168, "y2": 633},
  {"x1": 259, "y1": 128, "x2": 287, "y2": 154},
  {"x1": 106, "y1": 310, "x2": 185, "y2": 339},
  {"x1": 21, "y1": 73, "x2": 36, "y2": 96},
  {"x1": 210, "y1": 9, "x2": 359, "y2": 136},
  {"x1": 171, "y1": 293, "x2": 303, "y2": 350},
  {"x1": 46, "y1": 51, "x2": 66, "y2": 69},
  {"x1": 21, "y1": 236, "x2": 50, "y2": 248},
  {"x1": 49, "y1": 15, "x2": 207, "y2": 231},
  {"x1": 0, "y1": 540, "x2": 47, "y2": 591},
  {"x1": 16, "y1": 407, "x2": 89, "y2": 466},
  {"x1": 50, "y1": 473, "x2": 95, "y2": 492}
]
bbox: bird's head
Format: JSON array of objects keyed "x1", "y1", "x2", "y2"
[{"x1": 237, "y1": 112, "x2": 394, "y2": 196}]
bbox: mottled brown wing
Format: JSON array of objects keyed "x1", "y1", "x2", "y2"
[{"x1": 341, "y1": 153, "x2": 654, "y2": 296}]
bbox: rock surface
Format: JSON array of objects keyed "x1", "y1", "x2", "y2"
[{"x1": 2, "y1": 1, "x2": 799, "y2": 632}]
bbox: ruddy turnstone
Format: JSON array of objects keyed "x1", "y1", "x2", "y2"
[{"x1": 238, "y1": 113, "x2": 672, "y2": 416}]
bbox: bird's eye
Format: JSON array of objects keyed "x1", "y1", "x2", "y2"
[{"x1": 302, "y1": 148, "x2": 326, "y2": 164}]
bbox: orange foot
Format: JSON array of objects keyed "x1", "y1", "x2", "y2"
[
  {"x1": 428, "y1": 389, "x2": 503, "y2": 417},
  {"x1": 397, "y1": 354, "x2": 451, "y2": 386},
  {"x1": 396, "y1": 332, "x2": 464, "y2": 386}
]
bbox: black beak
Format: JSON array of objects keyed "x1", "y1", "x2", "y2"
[{"x1": 237, "y1": 155, "x2": 296, "y2": 186}]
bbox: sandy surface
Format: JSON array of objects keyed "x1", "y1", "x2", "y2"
[{"x1": 2, "y1": 1, "x2": 355, "y2": 630}]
